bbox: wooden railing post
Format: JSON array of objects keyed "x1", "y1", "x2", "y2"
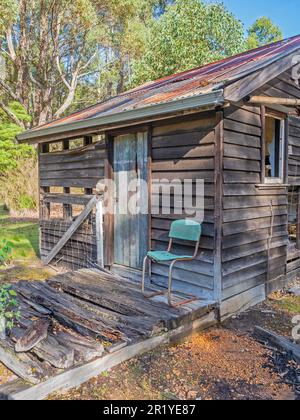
[
  {"x1": 63, "y1": 140, "x2": 72, "y2": 221},
  {"x1": 95, "y1": 195, "x2": 104, "y2": 268},
  {"x1": 40, "y1": 143, "x2": 50, "y2": 221}
]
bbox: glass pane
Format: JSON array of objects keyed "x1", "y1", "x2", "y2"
[{"x1": 265, "y1": 117, "x2": 282, "y2": 179}]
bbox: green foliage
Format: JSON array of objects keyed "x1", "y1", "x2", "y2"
[
  {"x1": 247, "y1": 17, "x2": 283, "y2": 49},
  {"x1": 17, "y1": 194, "x2": 36, "y2": 211},
  {"x1": 131, "y1": 0, "x2": 246, "y2": 85},
  {"x1": 0, "y1": 102, "x2": 37, "y2": 213},
  {"x1": 81, "y1": 0, "x2": 164, "y2": 102},
  {"x1": 0, "y1": 154, "x2": 38, "y2": 213},
  {"x1": 0, "y1": 239, "x2": 13, "y2": 266},
  {"x1": 0, "y1": 0, "x2": 18, "y2": 32},
  {"x1": 0, "y1": 284, "x2": 20, "y2": 330},
  {"x1": 0, "y1": 102, "x2": 34, "y2": 174}
]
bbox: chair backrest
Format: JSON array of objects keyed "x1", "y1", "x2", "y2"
[{"x1": 169, "y1": 219, "x2": 201, "y2": 242}]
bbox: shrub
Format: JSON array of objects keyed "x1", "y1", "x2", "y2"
[
  {"x1": 0, "y1": 155, "x2": 38, "y2": 214},
  {"x1": 0, "y1": 284, "x2": 20, "y2": 331},
  {"x1": 0, "y1": 239, "x2": 13, "y2": 266}
]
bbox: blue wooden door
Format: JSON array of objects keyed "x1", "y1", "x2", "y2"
[{"x1": 114, "y1": 132, "x2": 148, "y2": 269}]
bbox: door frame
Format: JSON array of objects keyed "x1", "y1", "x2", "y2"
[{"x1": 104, "y1": 126, "x2": 152, "y2": 270}]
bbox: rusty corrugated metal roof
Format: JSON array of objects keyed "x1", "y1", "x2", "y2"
[{"x1": 19, "y1": 34, "x2": 300, "y2": 140}]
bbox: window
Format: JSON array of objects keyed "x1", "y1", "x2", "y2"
[
  {"x1": 288, "y1": 187, "x2": 300, "y2": 249},
  {"x1": 264, "y1": 116, "x2": 285, "y2": 183}
]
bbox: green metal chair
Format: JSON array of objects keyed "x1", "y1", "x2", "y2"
[{"x1": 141, "y1": 219, "x2": 202, "y2": 307}]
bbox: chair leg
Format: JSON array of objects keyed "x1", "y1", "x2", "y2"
[
  {"x1": 167, "y1": 260, "x2": 177, "y2": 306},
  {"x1": 142, "y1": 256, "x2": 166, "y2": 299},
  {"x1": 141, "y1": 256, "x2": 148, "y2": 295},
  {"x1": 149, "y1": 259, "x2": 152, "y2": 284},
  {"x1": 167, "y1": 260, "x2": 199, "y2": 307}
]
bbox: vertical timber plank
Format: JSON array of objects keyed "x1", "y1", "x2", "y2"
[
  {"x1": 297, "y1": 188, "x2": 300, "y2": 250},
  {"x1": 260, "y1": 106, "x2": 266, "y2": 184},
  {"x1": 84, "y1": 136, "x2": 93, "y2": 196},
  {"x1": 95, "y1": 197, "x2": 104, "y2": 267},
  {"x1": 39, "y1": 143, "x2": 50, "y2": 263},
  {"x1": 214, "y1": 110, "x2": 223, "y2": 304},
  {"x1": 104, "y1": 133, "x2": 114, "y2": 268},
  {"x1": 127, "y1": 135, "x2": 138, "y2": 268},
  {"x1": 136, "y1": 131, "x2": 149, "y2": 268},
  {"x1": 284, "y1": 118, "x2": 289, "y2": 185},
  {"x1": 148, "y1": 125, "x2": 153, "y2": 252},
  {"x1": 63, "y1": 140, "x2": 72, "y2": 221},
  {"x1": 40, "y1": 143, "x2": 50, "y2": 220}
]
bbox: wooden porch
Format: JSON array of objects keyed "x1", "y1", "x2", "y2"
[{"x1": 0, "y1": 268, "x2": 216, "y2": 400}]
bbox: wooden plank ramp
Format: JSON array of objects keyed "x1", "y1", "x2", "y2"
[{"x1": 0, "y1": 268, "x2": 217, "y2": 400}]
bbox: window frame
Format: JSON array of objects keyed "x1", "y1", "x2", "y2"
[{"x1": 264, "y1": 112, "x2": 286, "y2": 185}]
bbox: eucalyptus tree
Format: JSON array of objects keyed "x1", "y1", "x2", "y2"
[
  {"x1": 0, "y1": 0, "x2": 169, "y2": 126},
  {"x1": 247, "y1": 17, "x2": 283, "y2": 50},
  {"x1": 0, "y1": 0, "x2": 108, "y2": 126},
  {"x1": 132, "y1": 0, "x2": 246, "y2": 85}
]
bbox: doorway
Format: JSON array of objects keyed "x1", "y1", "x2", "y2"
[{"x1": 113, "y1": 132, "x2": 149, "y2": 269}]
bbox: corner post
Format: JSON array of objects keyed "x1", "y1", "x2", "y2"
[
  {"x1": 95, "y1": 194, "x2": 104, "y2": 268},
  {"x1": 260, "y1": 105, "x2": 266, "y2": 184},
  {"x1": 63, "y1": 140, "x2": 72, "y2": 221},
  {"x1": 214, "y1": 110, "x2": 224, "y2": 304},
  {"x1": 39, "y1": 143, "x2": 50, "y2": 221}
]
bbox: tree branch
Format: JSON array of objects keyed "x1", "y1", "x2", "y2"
[
  {"x1": 0, "y1": 79, "x2": 19, "y2": 101},
  {"x1": 78, "y1": 51, "x2": 98, "y2": 73},
  {"x1": 0, "y1": 100, "x2": 25, "y2": 129},
  {"x1": 29, "y1": 71, "x2": 43, "y2": 89},
  {"x1": 56, "y1": 56, "x2": 71, "y2": 90},
  {"x1": 6, "y1": 27, "x2": 16, "y2": 62},
  {"x1": 53, "y1": 65, "x2": 80, "y2": 119}
]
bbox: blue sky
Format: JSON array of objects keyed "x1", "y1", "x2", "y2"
[{"x1": 221, "y1": 0, "x2": 299, "y2": 38}]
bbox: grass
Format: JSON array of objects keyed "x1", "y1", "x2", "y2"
[
  {"x1": 272, "y1": 296, "x2": 300, "y2": 315},
  {"x1": 0, "y1": 203, "x2": 54, "y2": 283},
  {"x1": 0, "y1": 204, "x2": 39, "y2": 264}
]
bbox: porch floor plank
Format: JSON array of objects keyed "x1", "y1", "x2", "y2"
[{"x1": 0, "y1": 268, "x2": 216, "y2": 394}]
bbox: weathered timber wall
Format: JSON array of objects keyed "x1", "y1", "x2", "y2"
[
  {"x1": 150, "y1": 113, "x2": 216, "y2": 300},
  {"x1": 222, "y1": 104, "x2": 288, "y2": 301},
  {"x1": 288, "y1": 115, "x2": 300, "y2": 185},
  {"x1": 39, "y1": 141, "x2": 106, "y2": 268},
  {"x1": 39, "y1": 141, "x2": 105, "y2": 189},
  {"x1": 255, "y1": 68, "x2": 300, "y2": 102}
]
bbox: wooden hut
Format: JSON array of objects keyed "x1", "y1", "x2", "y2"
[{"x1": 17, "y1": 35, "x2": 300, "y2": 319}]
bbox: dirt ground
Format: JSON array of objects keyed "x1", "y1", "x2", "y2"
[
  {"x1": 48, "y1": 328, "x2": 294, "y2": 401},
  {"x1": 47, "y1": 289, "x2": 300, "y2": 401}
]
